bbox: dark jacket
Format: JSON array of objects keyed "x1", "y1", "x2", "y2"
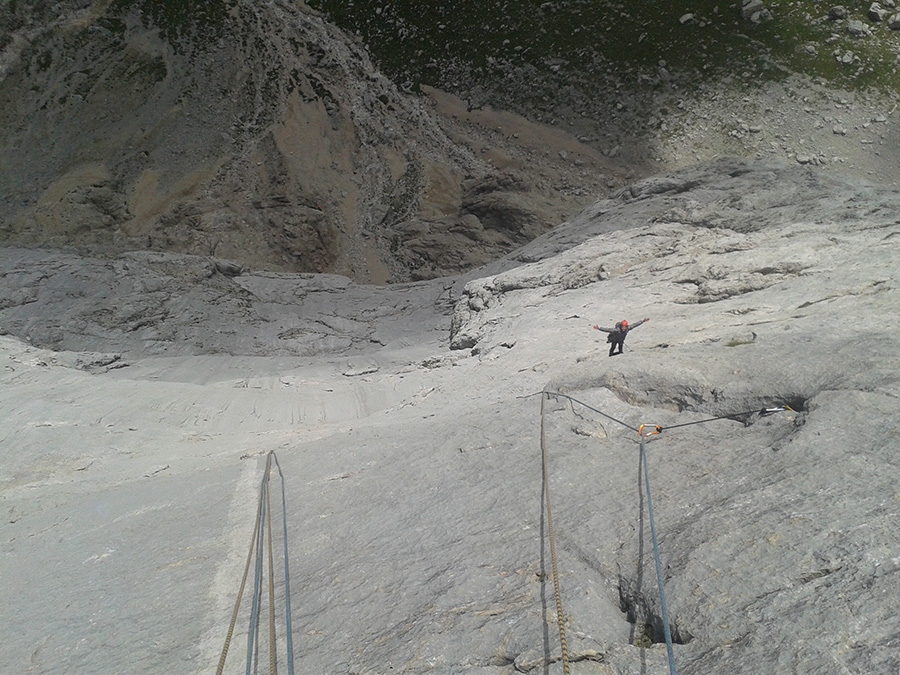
[{"x1": 597, "y1": 318, "x2": 647, "y2": 343}]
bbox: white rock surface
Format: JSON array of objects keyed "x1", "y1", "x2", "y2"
[{"x1": 2, "y1": 159, "x2": 899, "y2": 674}]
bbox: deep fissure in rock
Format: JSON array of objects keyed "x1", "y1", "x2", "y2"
[{"x1": 618, "y1": 575, "x2": 693, "y2": 647}]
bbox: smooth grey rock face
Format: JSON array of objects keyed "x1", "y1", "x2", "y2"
[{"x1": 1, "y1": 158, "x2": 899, "y2": 674}]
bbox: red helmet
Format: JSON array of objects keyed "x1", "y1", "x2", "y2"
[{"x1": 621, "y1": 319, "x2": 629, "y2": 329}]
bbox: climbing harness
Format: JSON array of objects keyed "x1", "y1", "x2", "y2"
[
  {"x1": 539, "y1": 390, "x2": 793, "y2": 675},
  {"x1": 217, "y1": 450, "x2": 295, "y2": 675}
]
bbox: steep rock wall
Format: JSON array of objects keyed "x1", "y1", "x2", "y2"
[{"x1": 1, "y1": 0, "x2": 613, "y2": 282}]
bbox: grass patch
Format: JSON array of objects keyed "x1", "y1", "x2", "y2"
[
  {"x1": 634, "y1": 622, "x2": 655, "y2": 648},
  {"x1": 306, "y1": 0, "x2": 900, "y2": 100}
]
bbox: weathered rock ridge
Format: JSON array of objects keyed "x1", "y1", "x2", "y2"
[
  {"x1": 2, "y1": 158, "x2": 899, "y2": 673},
  {"x1": 0, "y1": 0, "x2": 618, "y2": 283}
]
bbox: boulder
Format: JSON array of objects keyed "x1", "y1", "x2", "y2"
[
  {"x1": 829, "y1": 5, "x2": 850, "y2": 19},
  {"x1": 869, "y1": 2, "x2": 892, "y2": 21},
  {"x1": 846, "y1": 18, "x2": 873, "y2": 36},
  {"x1": 741, "y1": 0, "x2": 765, "y2": 19}
]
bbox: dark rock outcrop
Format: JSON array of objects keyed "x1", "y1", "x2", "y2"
[{"x1": 0, "y1": 1, "x2": 611, "y2": 283}]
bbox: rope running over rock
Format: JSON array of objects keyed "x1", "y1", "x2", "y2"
[
  {"x1": 541, "y1": 392, "x2": 571, "y2": 674},
  {"x1": 211, "y1": 398, "x2": 790, "y2": 674},
  {"x1": 539, "y1": 390, "x2": 793, "y2": 675},
  {"x1": 639, "y1": 430, "x2": 676, "y2": 675},
  {"x1": 217, "y1": 450, "x2": 295, "y2": 675}
]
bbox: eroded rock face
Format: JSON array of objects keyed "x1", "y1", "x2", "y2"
[
  {"x1": 451, "y1": 158, "x2": 900, "y2": 350},
  {"x1": 1, "y1": 158, "x2": 899, "y2": 674},
  {"x1": 0, "y1": 1, "x2": 611, "y2": 283},
  {"x1": 0, "y1": 1, "x2": 409, "y2": 279},
  {"x1": 0, "y1": 247, "x2": 454, "y2": 358}
]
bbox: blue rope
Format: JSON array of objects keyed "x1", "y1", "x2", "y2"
[
  {"x1": 272, "y1": 452, "x2": 296, "y2": 675},
  {"x1": 533, "y1": 396, "x2": 792, "y2": 673},
  {"x1": 245, "y1": 455, "x2": 271, "y2": 675},
  {"x1": 640, "y1": 434, "x2": 677, "y2": 675},
  {"x1": 218, "y1": 451, "x2": 295, "y2": 674}
]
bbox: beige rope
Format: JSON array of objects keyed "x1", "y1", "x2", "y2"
[
  {"x1": 216, "y1": 451, "x2": 295, "y2": 675},
  {"x1": 216, "y1": 468, "x2": 265, "y2": 675},
  {"x1": 541, "y1": 392, "x2": 571, "y2": 674}
]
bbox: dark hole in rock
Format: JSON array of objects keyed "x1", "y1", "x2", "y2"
[{"x1": 618, "y1": 575, "x2": 693, "y2": 646}]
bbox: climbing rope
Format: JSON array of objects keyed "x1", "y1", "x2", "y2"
[
  {"x1": 216, "y1": 480, "x2": 263, "y2": 675},
  {"x1": 217, "y1": 450, "x2": 295, "y2": 675},
  {"x1": 211, "y1": 398, "x2": 790, "y2": 675},
  {"x1": 541, "y1": 392, "x2": 571, "y2": 674},
  {"x1": 245, "y1": 468, "x2": 266, "y2": 675},
  {"x1": 541, "y1": 390, "x2": 640, "y2": 433},
  {"x1": 266, "y1": 471, "x2": 277, "y2": 675},
  {"x1": 538, "y1": 391, "x2": 793, "y2": 675},
  {"x1": 271, "y1": 453, "x2": 296, "y2": 675},
  {"x1": 657, "y1": 405, "x2": 793, "y2": 432},
  {"x1": 639, "y1": 428, "x2": 677, "y2": 675}
]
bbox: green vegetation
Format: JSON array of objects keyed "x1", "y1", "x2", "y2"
[
  {"x1": 306, "y1": 0, "x2": 900, "y2": 96},
  {"x1": 634, "y1": 622, "x2": 655, "y2": 648}
]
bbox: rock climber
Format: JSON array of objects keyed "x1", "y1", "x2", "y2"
[{"x1": 593, "y1": 317, "x2": 649, "y2": 356}]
